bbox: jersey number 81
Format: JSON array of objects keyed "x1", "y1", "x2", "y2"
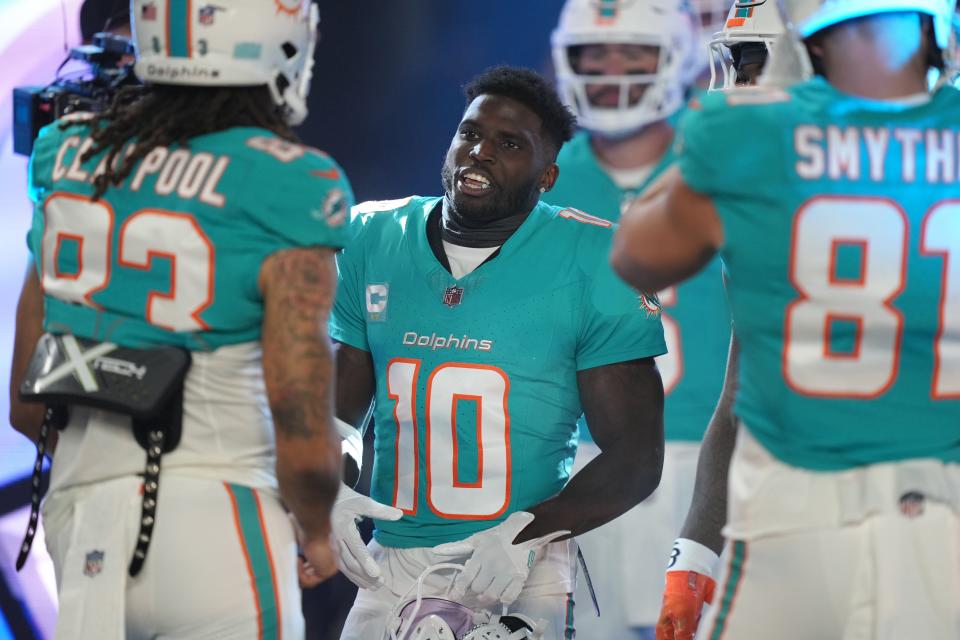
[{"x1": 785, "y1": 196, "x2": 959, "y2": 399}]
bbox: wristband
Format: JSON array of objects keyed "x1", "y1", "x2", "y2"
[{"x1": 666, "y1": 537, "x2": 720, "y2": 578}]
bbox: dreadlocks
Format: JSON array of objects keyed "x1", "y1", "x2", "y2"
[{"x1": 78, "y1": 84, "x2": 297, "y2": 200}]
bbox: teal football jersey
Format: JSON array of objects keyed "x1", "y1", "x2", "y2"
[
  {"x1": 680, "y1": 78, "x2": 960, "y2": 470},
  {"x1": 546, "y1": 129, "x2": 730, "y2": 442},
  {"x1": 27, "y1": 120, "x2": 353, "y2": 350},
  {"x1": 329, "y1": 197, "x2": 666, "y2": 547}
]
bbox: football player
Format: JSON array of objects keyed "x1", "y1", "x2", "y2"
[
  {"x1": 325, "y1": 66, "x2": 667, "y2": 639},
  {"x1": 9, "y1": 1, "x2": 352, "y2": 637},
  {"x1": 547, "y1": 1, "x2": 730, "y2": 636},
  {"x1": 653, "y1": 3, "x2": 785, "y2": 639},
  {"x1": 612, "y1": 0, "x2": 960, "y2": 638}
]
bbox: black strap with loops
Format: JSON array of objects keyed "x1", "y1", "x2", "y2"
[{"x1": 16, "y1": 405, "x2": 67, "y2": 572}]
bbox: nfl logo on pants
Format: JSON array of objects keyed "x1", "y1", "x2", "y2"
[{"x1": 84, "y1": 550, "x2": 104, "y2": 577}]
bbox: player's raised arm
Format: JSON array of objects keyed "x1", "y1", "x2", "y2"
[
  {"x1": 611, "y1": 168, "x2": 724, "y2": 293},
  {"x1": 517, "y1": 357, "x2": 666, "y2": 542},
  {"x1": 656, "y1": 333, "x2": 740, "y2": 640},
  {"x1": 9, "y1": 266, "x2": 49, "y2": 442},
  {"x1": 260, "y1": 246, "x2": 342, "y2": 578}
]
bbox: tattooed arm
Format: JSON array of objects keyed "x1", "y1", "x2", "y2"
[{"x1": 260, "y1": 246, "x2": 341, "y2": 574}]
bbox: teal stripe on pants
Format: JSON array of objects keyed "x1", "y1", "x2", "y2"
[
  {"x1": 709, "y1": 540, "x2": 747, "y2": 640},
  {"x1": 564, "y1": 592, "x2": 575, "y2": 639},
  {"x1": 227, "y1": 483, "x2": 280, "y2": 640}
]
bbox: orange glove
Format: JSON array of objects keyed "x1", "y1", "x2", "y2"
[{"x1": 655, "y1": 570, "x2": 716, "y2": 640}]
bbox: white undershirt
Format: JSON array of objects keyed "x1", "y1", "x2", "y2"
[
  {"x1": 603, "y1": 163, "x2": 655, "y2": 190},
  {"x1": 442, "y1": 240, "x2": 500, "y2": 279}
]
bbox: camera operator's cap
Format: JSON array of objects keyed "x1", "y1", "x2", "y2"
[{"x1": 131, "y1": 0, "x2": 318, "y2": 125}]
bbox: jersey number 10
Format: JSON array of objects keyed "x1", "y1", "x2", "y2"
[
  {"x1": 785, "y1": 196, "x2": 959, "y2": 399},
  {"x1": 387, "y1": 359, "x2": 511, "y2": 520}
]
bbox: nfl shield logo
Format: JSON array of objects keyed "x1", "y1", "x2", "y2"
[
  {"x1": 442, "y1": 285, "x2": 464, "y2": 308},
  {"x1": 899, "y1": 491, "x2": 925, "y2": 518},
  {"x1": 84, "y1": 550, "x2": 104, "y2": 577},
  {"x1": 198, "y1": 5, "x2": 220, "y2": 25},
  {"x1": 141, "y1": 2, "x2": 157, "y2": 20}
]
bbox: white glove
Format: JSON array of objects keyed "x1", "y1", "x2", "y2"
[
  {"x1": 433, "y1": 511, "x2": 569, "y2": 605},
  {"x1": 332, "y1": 483, "x2": 403, "y2": 590}
]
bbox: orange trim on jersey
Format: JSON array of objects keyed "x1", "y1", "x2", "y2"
[
  {"x1": 225, "y1": 482, "x2": 265, "y2": 640},
  {"x1": 310, "y1": 168, "x2": 341, "y2": 180},
  {"x1": 388, "y1": 357, "x2": 420, "y2": 516},
  {"x1": 274, "y1": 0, "x2": 299, "y2": 16},
  {"x1": 53, "y1": 233, "x2": 85, "y2": 281},
  {"x1": 827, "y1": 238, "x2": 868, "y2": 286},
  {"x1": 252, "y1": 489, "x2": 283, "y2": 640},
  {"x1": 920, "y1": 198, "x2": 960, "y2": 400},
  {"x1": 117, "y1": 209, "x2": 214, "y2": 331},
  {"x1": 782, "y1": 195, "x2": 907, "y2": 399},
  {"x1": 821, "y1": 313, "x2": 864, "y2": 360},
  {"x1": 42, "y1": 192, "x2": 115, "y2": 310},
  {"x1": 450, "y1": 393, "x2": 484, "y2": 489},
  {"x1": 425, "y1": 362, "x2": 512, "y2": 521},
  {"x1": 726, "y1": 17, "x2": 746, "y2": 27}
]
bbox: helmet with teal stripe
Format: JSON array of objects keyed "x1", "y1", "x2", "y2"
[
  {"x1": 131, "y1": 0, "x2": 318, "y2": 125},
  {"x1": 551, "y1": 0, "x2": 700, "y2": 136},
  {"x1": 709, "y1": 0, "x2": 785, "y2": 90}
]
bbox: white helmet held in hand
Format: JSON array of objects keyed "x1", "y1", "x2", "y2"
[
  {"x1": 131, "y1": 0, "x2": 319, "y2": 125},
  {"x1": 386, "y1": 563, "x2": 545, "y2": 640},
  {"x1": 552, "y1": 0, "x2": 699, "y2": 136},
  {"x1": 709, "y1": 0, "x2": 785, "y2": 89}
]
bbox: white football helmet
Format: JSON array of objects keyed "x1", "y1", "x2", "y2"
[
  {"x1": 552, "y1": 0, "x2": 699, "y2": 136},
  {"x1": 130, "y1": 0, "x2": 319, "y2": 125},
  {"x1": 709, "y1": 0, "x2": 785, "y2": 89},
  {"x1": 689, "y1": 0, "x2": 735, "y2": 78},
  {"x1": 691, "y1": 0, "x2": 735, "y2": 36},
  {"x1": 386, "y1": 563, "x2": 545, "y2": 640}
]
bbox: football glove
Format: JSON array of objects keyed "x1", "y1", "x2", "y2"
[
  {"x1": 433, "y1": 511, "x2": 569, "y2": 605},
  {"x1": 655, "y1": 538, "x2": 719, "y2": 640},
  {"x1": 331, "y1": 482, "x2": 403, "y2": 590}
]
